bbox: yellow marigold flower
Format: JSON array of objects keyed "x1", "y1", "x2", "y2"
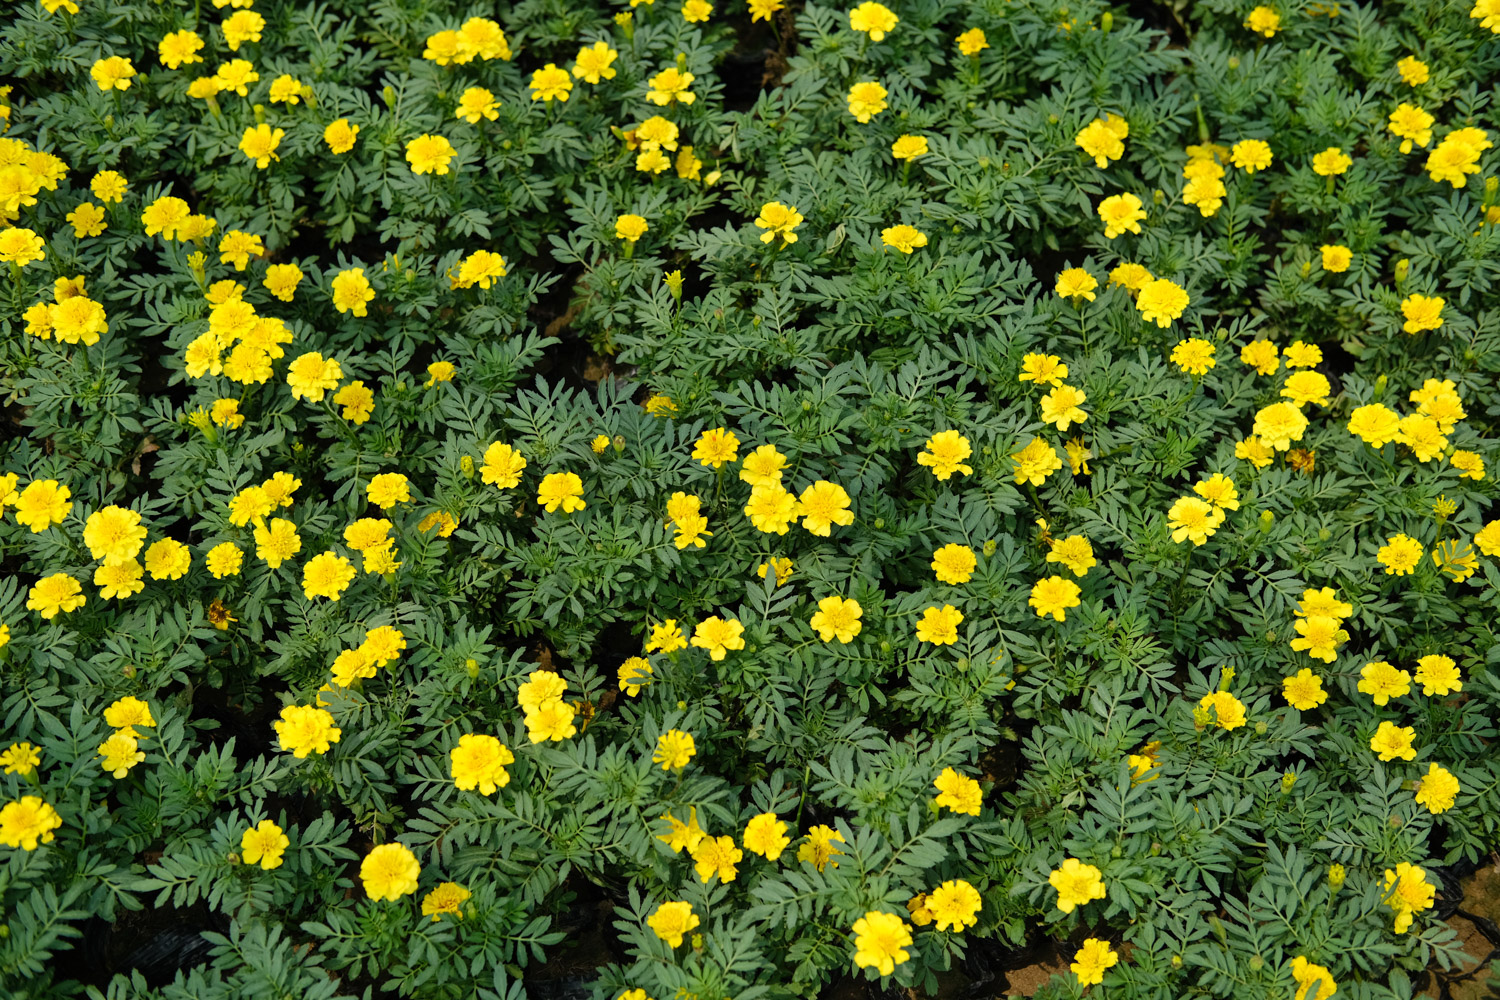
[
  {"x1": 0, "y1": 227, "x2": 45, "y2": 266},
  {"x1": 65, "y1": 202, "x2": 106, "y2": 238},
  {"x1": 846, "y1": 81, "x2": 888, "y2": 122},
  {"x1": 1198, "y1": 690, "x2": 1247, "y2": 730},
  {"x1": 1170, "y1": 337, "x2": 1215, "y2": 375},
  {"x1": 1167, "y1": 496, "x2": 1223, "y2": 545},
  {"x1": 1387, "y1": 103, "x2": 1434, "y2": 153},
  {"x1": 213, "y1": 58, "x2": 259, "y2": 96},
  {"x1": 647, "y1": 67, "x2": 696, "y2": 106},
  {"x1": 91, "y1": 56, "x2": 136, "y2": 91},
  {"x1": 286, "y1": 351, "x2": 342, "y2": 403},
  {"x1": 753, "y1": 201, "x2": 803, "y2": 245},
  {"x1": 450, "y1": 734, "x2": 514, "y2": 794},
  {"x1": 647, "y1": 901, "x2": 699, "y2": 947},
  {"x1": 1012, "y1": 436, "x2": 1063, "y2": 485},
  {"x1": 1413, "y1": 763, "x2": 1459, "y2": 815},
  {"x1": 28, "y1": 573, "x2": 85, "y2": 619},
  {"x1": 919, "y1": 429, "x2": 973, "y2": 479},
  {"x1": 1252, "y1": 401, "x2": 1309, "y2": 451},
  {"x1": 743, "y1": 812, "x2": 790, "y2": 860},
  {"x1": 849, "y1": 2, "x2": 898, "y2": 40},
  {"x1": 810, "y1": 595, "x2": 862, "y2": 643},
  {"x1": 83, "y1": 505, "x2": 147, "y2": 566},
  {"x1": 0, "y1": 743, "x2": 39, "y2": 777},
  {"x1": 1193, "y1": 473, "x2": 1239, "y2": 512},
  {"x1": 956, "y1": 27, "x2": 989, "y2": 55},
  {"x1": 221, "y1": 9, "x2": 264, "y2": 50},
  {"x1": 1397, "y1": 413, "x2": 1446, "y2": 462},
  {"x1": 525, "y1": 701, "x2": 577, "y2": 743},
  {"x1": 458, "y1": 17, "x2": 510, "y2": 60},
  {"x1": 240, "y1": 820, "x2": 289, "y2": 870},
  {"x1": 1312, "y1": 147, "x2": 1352, "y2": 176},
  {"x1": 1290, "y1": 614, "x2": 1346, "y2": 663},
  {"x1": 1319, "y1": 243, "x2": 1352, "y2": 272},
  {"x1": 689, "y1": 428, "x2": 737, "y2": 469},
  {"x1": 1370, "y1": 720, "x2": 1416, "y2": 762},
  {"x1": 1076, "y1": 114, "x2": 1128, "y2": 168},
  {"x1": 90, "y1": 170, "x2": 127, "y2": 204},
  {"x1": 156, "y1": 29, "x2": 205, "y2": 70},
  {"x1": 1098, "y1": 192, "x2": 1146, "y2": 238},
  {"x1": 530, "y1": 63, "x2": 573, "y2": 101},
  {"x1": 1414, "y1": 653, "x2": 1462, "y2": 695},
  {"x1": 653, "y1": 729, "x2": 696, "y2": 771},
  {"x1": 799, "y1": 480, "x2": 853, "y2": 535},
  {"x1": 891, "y1": 134, "x2": 928, "y2": 160},
  {"x1": 646, "y1": 619, "x2": 688, "y2": 653},
  {"x1": 688, "y1": 833, "x2": 742, "y2": 883},
  {"x1": 1049, "y1": 858, "x2": 1106, "y2": 913},
  {"x1": 933, "y1": 767, "x2": 982, "y2": 815},
  {"x1": 615, "y1": 213, "x2": 648, "y2": 242},
  {"x1": 239, "y1": 124, "x2": 283, "y2": 169},
  {"x1": 421, "y1": 882, "x2": 472, "y2": 922},
  {"x1": 564, "y1": 41, "x2": 617, "y2": 87},
  {"x1": 13, "y1": 480, "x2": 71, "y2": 533},
  {"x1": 144, "y1": 539, "x2": 192, "y2": 579},
  {"x1": 537, "y1": 472, "x2": 585, "y2": 513},
  {"x1": 1137, "y1": 278, "x2": 1189, "y2": 326},
  {"x1": 1244, "y1": 6, "x2": 1280, "y2": 35},
  {"x1": 301, "y1": 551, "x2": 356, "y2": 600},
  {"x1": 97, "y1": 731, "x2": 145, "y2": 778},
  {"x1": 1282, "y1": 369, "x2": 1331, "y2": 407},
  {"x1": 365, "y1": 472, "x2": 410, "y2": 510},
  {"x1": 1383, "y1": 862, "x2": 1434, "y2": 933},
  {"x1": 1047, "y1": 535, "x2": 1095, "y2": 576},
  {"x1": 739, "y1": 443, "x2": 787, "y2": 487},
  {"x1": 915, "y1": 604, "x2": 963, "y2": 644},
  {"x1": 1072, "y1": 938, "x2": 1119, "y2": 987},
  {"x1": 926, "y1": 879, "x2": 981, "y2": 932},
  {"x1": 324, "y1": 118, "x2": 360, "y2": 154},
  {"x1": 1289, "y1": 957, "x2": 1337, "y2": 1000},
  {"x1": 1425, "y1": 129, "x2": 1490, "y2": 187},
  {"x1": 1055, "y1": 267, "x2": 1097, "y2": 301},
  {"x1": 0, "y1": 796, "x2": 63, "y2": 851},
  {"x1": 361, "y1": 843, "x2": 420, "y2": 901},
  {"x1": 1397, "y1": 56, "x2": 1430, "y2": 85},
  {"x1": 1376, "y1": 534, "x2": 1423, "y2": 575},
  {"x1": 1400, "y1": 293, "x2": 1443, "y2": 333},
  {"x1": 1019, "y1": 353, "x2": 1068, "y2": 387},
  {"x1": 1282, "y1": 668, "x2": 1327, "y2": 710},
  {"x1": 683, "y1": 0, "x2": 713, "y2": 21},
  {"x1": 932, "y1": 543, "x2": 977, "y2": 584},
  {"x1": 851, "y1": 911, "x2": 912, "y2": 976},
  {"x1": 617, "y1": 656, "x2": 653, "y2": 696},
  {"x1": 657, "y1": 808, "x2": 706, "y2": 854},
  {"x1": 94, "y1": 560, "x2": 144, "y2": 600},
  {"x1": 268, "y1": 74, "x2": 304, "y2": 105},
  {"x1": 454, "y1": 87, "x2": 499, "y2": 124},
  {"x1": 1028, "y1": 575, "x2": 1082, "y2": 621},
  {"x1": 205, "y1": 541, "x2": 243, "y2": 578},
  {"x1": 1478, "y1": 520, "x2": 1500, "y2": 556},
  {"x1": 1231, "y1": 138, "x2": 1273, "y2": 173},
  {"x1": 1359, "y1": 661, "x2": 1411, "y2": 706},
  {"x1": 691, "y1": 616, "x2": 745, "y2": 660},
  {"x1": 406, "y1": 134, "x2": 456, "y2": 175},
  {"x1": 880, "y1": 224, "x2": 927, "y2": 253},
  {"x1": 1346, "y1": 403, "x2": 1400, "y2": 447}
]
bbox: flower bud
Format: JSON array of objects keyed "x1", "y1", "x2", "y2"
[
  {"x1": 1218, "y1": 666, "x2": 1235, "y2": 691},
  {"x1": 1170, "y1": 954, "x2": 1182, "y2": 969},
  {"x1": 460, "y1": 455, "x2": 475, "y2": 478},
  {"x1": 465, "y1": 658, "x2": 479, "y2": 678},
  {"x1": 382, "y1": 85, "x2": 396, "y2": 108},
  {"x1": 983, "y1": 539, "x2": 998, "y2": 557},
  {"x1": 1249, "y1": 955, "x2": 1264, "y2": 971},
  {"x1": 1373, "y1": 373, "x2": 1387, "y2": 400},
  {"x1": 1328, "y1": 863, "x2": 1346, "y2": 891},
  {"x1": 1192, "y1": 705, "x2": 1211, "y2": 730},
  {"x1": 1259, "y1": 509, "x2": 1274, "y2": 530},
  {"x1": 613, "y1": 434, "x2": 626, "y2": 451},
  {"x1": 123, "y1": 664, "x2": 137, "y2": 679},
  {"x1": 1254, "y1": 721, "x2": 1267, "y2": 735},
  {"x1": 1394, "y1": 258, "x2": 1409, "y2": 285},
  {"x1": 664, "y1": 269, "x2": 683, "y2": 301},
  {"x1": 1110, "y1": 844, "x2": 1122, "y2": 858},
  {"x1": 1280, "y1": 770, "x2": 1296, "y2": 793},
  {"x1": 1300, "y1": 260, "x2": 1312, "y2": 278},
  {"x1": 1101, "y1": 11, "x2": 1113, "y2": 32}
]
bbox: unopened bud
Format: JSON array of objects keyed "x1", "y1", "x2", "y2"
[
  {"x1": 1218, "y1": 666, "x2": 1235, "y2": 691},
  {"x1": 1329, "y1": 864, "x2": 1346, "y2": 890},
  {"x1": 1280, "y1": 770, "x2": 1296, "y2": 793},
  {"x1": 1255, "y1": 721, "x2": 1267, "y2": 735},
  {"x1": 1101, "y1": 11, "x2": 1113, "y2": 31},
  {"x1": 465, "y1": 658, "x2": 479, "y2": 678},
  {"x1": 460, "y1": 455, "x2": 475, "y2": 478},
  {"x1": 1394, "y1": 258, "x2": 1409, "y2": 285}
]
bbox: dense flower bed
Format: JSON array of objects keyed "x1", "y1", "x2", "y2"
[{"x1": 2, "y1": 0, "x2": 1499, "y2": 997}]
